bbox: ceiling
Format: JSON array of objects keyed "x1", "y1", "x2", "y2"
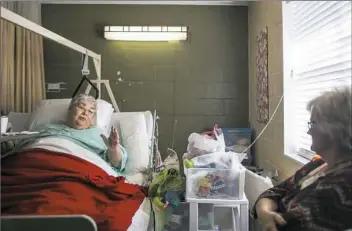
[{"x1": 39, "y1": 0, "x2": 248, "y2": 6}]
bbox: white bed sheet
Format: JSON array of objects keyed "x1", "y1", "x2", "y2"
[{"x1": 128, "y1": 198, "x2": 151, "y2": 231}]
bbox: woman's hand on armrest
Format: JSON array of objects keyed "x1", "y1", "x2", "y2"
[
  {"x1": 256, "y1": 198, "x2": 278, "y2": 214},
  {"x1": 256, "y1": 198, "x2": 286, "y2": 231},
  {"x1": 253, "y1": 160, "x2": 326, "y2": 230},
  {"x1": 101, "y1": 127, "x2": 122, "y2": 167}
]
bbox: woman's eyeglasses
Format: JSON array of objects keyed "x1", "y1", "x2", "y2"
[
  {"x1": 77, "y1": 104, "x2": 96, "y2": 117},
  {"x1": 307, "y1": 121, "x2": 316, "y2": 129}
]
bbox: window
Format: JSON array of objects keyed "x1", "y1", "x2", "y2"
[{"x1": 282, "y1": 1, "x2": 352, "y2": 163}]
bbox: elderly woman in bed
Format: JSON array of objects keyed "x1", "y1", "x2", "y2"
[
  {"x1": 20, "y1": 94, "x2": 127, "y2": 175},
  {"x1": 253, "y1": 87, "x2": 352, "y2": 231},
  {"x1": 1, "y1": 95, "x2": 144, "y2": 231}
]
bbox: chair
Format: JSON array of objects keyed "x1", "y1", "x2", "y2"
[
  {"x1": 0, "y1": 215, "x2": 97, "y2": 231},
  {"x1": 244, "y1": 169, "x2": 274, "y2": 231}
]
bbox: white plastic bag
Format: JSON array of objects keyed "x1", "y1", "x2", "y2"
[
  {"x1": 186, "y1": 133, "x2": 219, "y2": 155},
  {"x1": 188, "y1": 152, "x2": 243, "y2": 170},
  {"x1": 184, "y1": 125, "x2": 226, "y2": 160}
]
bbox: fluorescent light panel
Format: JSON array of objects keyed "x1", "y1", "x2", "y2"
[{"x1": 104, "y1": 26, "x2": 188, "y2": 41}]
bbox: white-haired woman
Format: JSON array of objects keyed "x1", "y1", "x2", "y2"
[
  {"x1": 253, "y1": 87, "x2": 352, "y2": 231},
  {"x1": 7, "y1": 94, "x2": 127, "y2": 175}
]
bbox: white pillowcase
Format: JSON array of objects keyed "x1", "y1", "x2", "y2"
[
  {"x1": 28, "y1": 98, "x2": 114, "y2": 136},
  {"x1": 117, "y1": 113, "x2": 150, "y2": 175},
  {"x1": 96, "y1": 100, "x2": 115, "y2": 136}
]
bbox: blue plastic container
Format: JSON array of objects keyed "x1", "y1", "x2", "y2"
[{"x1": 221, "y1": 128, "x2": 252, "y2": 165}]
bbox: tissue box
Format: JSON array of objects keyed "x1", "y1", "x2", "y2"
[{"x1": 186, "y1": 166, "x2": 245, "y2": 201}]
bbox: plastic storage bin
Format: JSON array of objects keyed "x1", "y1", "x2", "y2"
[
  {"x1": 186, "y1": 165, "x2": 245, "y2": 201},
  {"x1": 163, "y1": 202, "x2": 190, "y2": 231},
  {"x1": 163, "y1": 203, "x2": 217, "y2": 231},
  {"x1": 221, "y1": 128, "x2": 252, "y2": 165}
]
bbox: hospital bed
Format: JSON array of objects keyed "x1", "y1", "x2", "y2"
[
  {"x1": 0, "y1": 6, "x2": 158, "y2": 230},
  {"x1": 3, "y1": 98, "x2": 157, "y2": 231}
]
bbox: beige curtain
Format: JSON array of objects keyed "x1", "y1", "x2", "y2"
[
  {"x1": 0, "y1": 19, "x2": 16, "y2": 114},
  {"x1": 14, "y1": 26, "x2": 45, "y2": 113},
  {"x1": 0, "y1": 2, "x2": 45, "y2": 114}
]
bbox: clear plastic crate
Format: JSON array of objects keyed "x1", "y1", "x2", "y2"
[
  {"x1": 186, "y1": 166, "x2": 245, "y2": 201},
  {"x1": 162, "y1": 203, "x2": 218, "y2": 231}
]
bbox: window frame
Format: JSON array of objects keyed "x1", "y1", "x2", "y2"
[
  {"x1": 282, "y1": 2, "x2": 315, "y2": 165},
  {"x1": 282, "y1": 1, "x2": 351, "y2": 165}
]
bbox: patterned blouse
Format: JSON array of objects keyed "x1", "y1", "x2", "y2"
[{"x1": 252, "y1": 158, "x2": 352, "y2": 231}]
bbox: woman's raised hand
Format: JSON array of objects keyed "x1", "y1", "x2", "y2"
[{"x1": 101, "y1": 127, "x2": 120, "y2": 150}]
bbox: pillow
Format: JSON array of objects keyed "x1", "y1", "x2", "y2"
[
  {"x1": 117, "y1": 113, "x2": 150, "y2": 175},
  {"x1": 28, "y1": 98, "x2": 114, "y2": 136},
  {"x1": 95, "y1": 100, "x2": 115, "y2": 136}
]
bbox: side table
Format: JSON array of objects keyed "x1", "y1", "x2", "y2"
[
  {"x1": 0, "y1": 132, "x2": 39, "y2": 142},
  {"x1": 1, "y1": 132, "x2": 40, "y2": 156},
  {"x1": 187, "y1": 195, "x2": 249, "y2": 231}
]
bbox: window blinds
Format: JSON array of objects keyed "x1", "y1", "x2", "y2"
[{"x1": 286, "y1": 1, "x2": 352, "y2": 153}]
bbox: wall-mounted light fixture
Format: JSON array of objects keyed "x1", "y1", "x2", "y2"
[{"x1": 103, "y1": 26, "x2": 188, "y2": 41}]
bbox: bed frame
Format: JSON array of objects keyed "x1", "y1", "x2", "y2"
[{"x1": 0, "y1": 6, "x2": 159, "y2": 231}]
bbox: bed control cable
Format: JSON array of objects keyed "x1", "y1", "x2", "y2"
[{"x1": 240, "y1": 93, "x2": 284, "y2": 155}]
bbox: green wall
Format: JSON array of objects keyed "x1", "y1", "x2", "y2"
[{"x1": 42, "y1": 4, "x2": 249, "y2": 157}]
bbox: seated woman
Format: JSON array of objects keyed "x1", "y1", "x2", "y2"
[
  {"x1": 7, "y1": 94, "x2": 127, "y2": 175},
  {"x1": 254, "y1": 87, "x2": 352, "y2": 231}
]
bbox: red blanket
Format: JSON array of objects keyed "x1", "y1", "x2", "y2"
[{"x1": 1, "y1": 150, "x2": 146, "y2": 231}]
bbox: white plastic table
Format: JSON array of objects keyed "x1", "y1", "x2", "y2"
[{"x1": 187, "y1": 195, "x2": 249, "y2": 231}]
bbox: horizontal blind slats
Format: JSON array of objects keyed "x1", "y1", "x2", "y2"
[
  {"x1": 293, "y1": 1, "x2": 340, "y2": 31},
  {"x1": 284, "y1": 1, "x2": 351, "y2": 153},
  {"x1": 293, "y1": 1, "x2": 350, "y2": 38},
  {"x1": 294, "y1": 39, "x2": 351, "y2": 72},
  {"x1": 294, "y1": 78, "x2": 351, "y2": 93},
  {"x1": 294, "y1": 10, "x2": 351, "y2": 42},
  {"x1": 295, "y1": 62, "x2": 351, "y2": 79}
]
